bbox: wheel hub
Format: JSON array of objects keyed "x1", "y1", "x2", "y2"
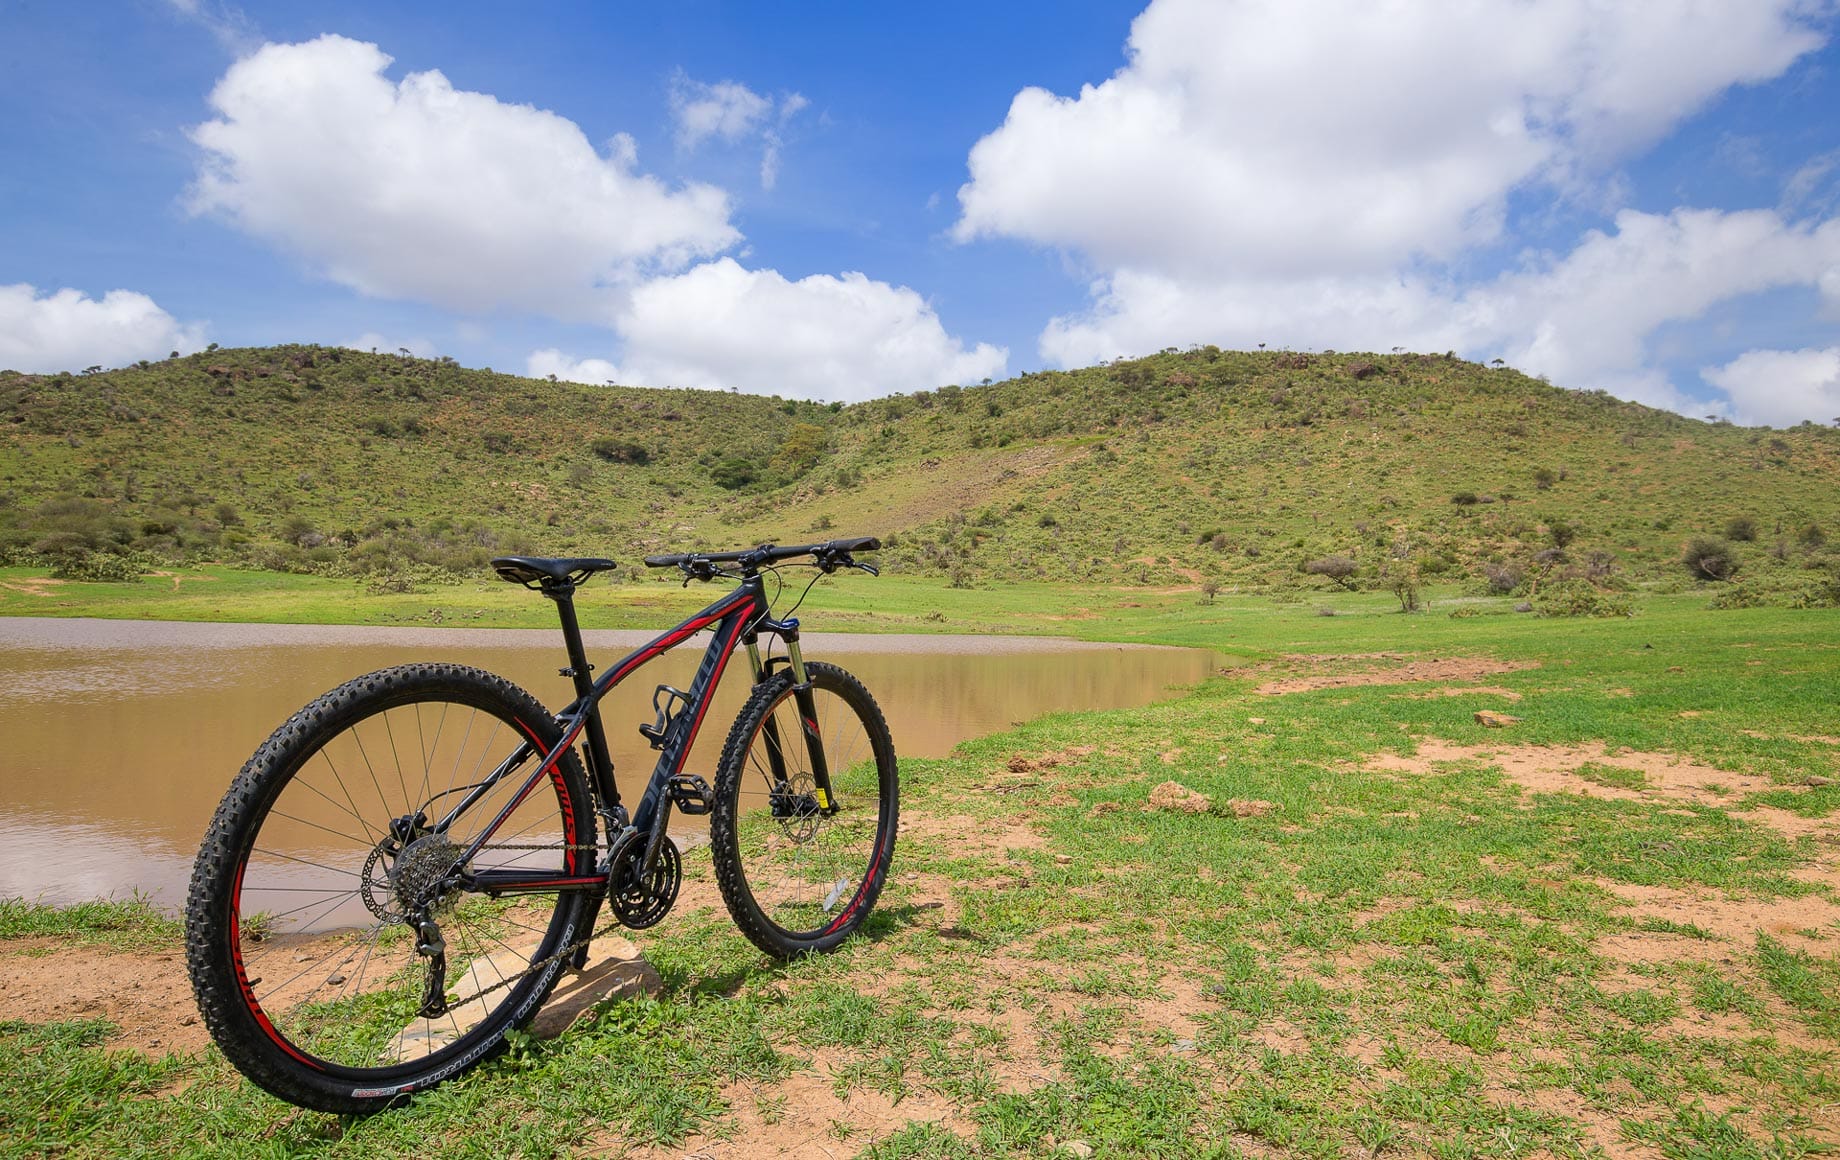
[
  {"x1": 361, "y1": 832, "x2": 462, "y2": 922},
  {"x1": 770, "y1": 773, "x2": 823, "y2": 844}
]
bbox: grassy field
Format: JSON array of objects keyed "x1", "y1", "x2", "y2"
[{"x1": 3, "y1": 584, "x2": 1839, "y2": 1158}]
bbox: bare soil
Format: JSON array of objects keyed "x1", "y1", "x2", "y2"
[{"x1": 1253, "y1": 654, "x2": 1538, "y2": 695}]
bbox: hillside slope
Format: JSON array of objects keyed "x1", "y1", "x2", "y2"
[{"x1": 2, "y1": 345, "x2": 1837, "y2": 598}]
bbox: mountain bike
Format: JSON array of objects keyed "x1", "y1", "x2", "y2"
[{"x1": 185, "y1": 537, "x2": 896, "y2": 1113}]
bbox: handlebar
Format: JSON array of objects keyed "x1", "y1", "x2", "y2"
[{"x1": 643, "y1": 536, "x2": 881, "y2": 581}]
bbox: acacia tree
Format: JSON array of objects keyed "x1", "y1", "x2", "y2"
[{"x1": 1304, "y1": 555, "x2": 1358, "y2": 590}]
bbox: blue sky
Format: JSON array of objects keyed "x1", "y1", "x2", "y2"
[{"x1": 3, "y1": 0, "x2": 1839, "y2": 426}]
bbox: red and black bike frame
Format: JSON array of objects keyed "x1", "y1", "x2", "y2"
[{"x1": 442, "y1": 569, "x2": 831, "y2": 897}]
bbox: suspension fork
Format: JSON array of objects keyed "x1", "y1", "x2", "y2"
[{"x1": 754, "y1": 617, "x2": 837, "y2": 816}]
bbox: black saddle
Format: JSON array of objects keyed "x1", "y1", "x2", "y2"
[{"x1": 489, "y1": 556, "x2": 618, "y2": 588}]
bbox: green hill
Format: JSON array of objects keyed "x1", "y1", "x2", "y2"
[{"x1": 3, "y1": 345, "x2": 1837, "y2": 603}]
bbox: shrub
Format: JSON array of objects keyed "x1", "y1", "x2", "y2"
[
  {"x1": 1798, "y1": 523, "x2": 1826, "y2": 548},
  {"x1": 1451, "y1": 492, "x2": 1480, "y2": 506},
  {"x1": 46, "y1": 549, "x2": 147, "y2": 582},
  {"x1": 589, "y1": 437, "x2": 650, "y2": 465},
  {"x1": 1535, "y1": 581, "x2": 1633, "y2": 618},
  {"x1": 1483, "y1": 563, "x2": 1523, "y2": 594},
  {"x1": 481, "y1": 431, "x2": 514, "y2": 454},
  {"x1": 1532, "y1": 467, "x2": 1557, "y2": 490},
  {"x1": 1546, "y1": 519, "x2": 1577, "y2": 549},
  {"x1": 1303, "y1": 555, "x2": 1358, "y2": 589},
  {"x1": 1724, "y1": 516, "x2": 1758, "y2": 542},
  {"x1": 1682, "y1": 537, "x2": 1740, "y2": 582},
  {"x1": 1707, "y1": 582, "x2": 1765, "y2": 610},
  {"x1": 710, "y1": 458, "x2": 757, "y2": 490},
  {"x1": 1789, "y1": 573, "x2": 1840, "y2": 609}
]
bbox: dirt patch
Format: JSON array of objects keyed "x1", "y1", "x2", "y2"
[
  {"x1": 1146, "y1": 781, "x2": 1212, "y2": 814},
  {"x1": 1364, "y1": 739, "x2": 1829, "y2": 836},
  {"x1": 614, "y1": 1061, "x2": 973, "y2": 1159},
  {"x1": 0, "y1": 577, "x2": 65, "y2": 597},
  {"x1": 1404, "y1": 686, "x2": 1525, "y2": 701},
  {"x1": 1594, "y1": 881, "x2": 1840, "y2": 957},
  {"x1": 1255, "y1": 655, "x2": 1536, "y2": 695},
  {"x1": 0, "y1": 943, "x2": 207, "y2": 1056}
]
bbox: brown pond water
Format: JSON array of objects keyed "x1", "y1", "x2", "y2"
[{"x1": 0, "y1": 618, "x2": 1217, "y2": 908}]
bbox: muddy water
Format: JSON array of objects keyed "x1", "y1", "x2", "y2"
[{"x1": 0, "y1": 618, "x2": 1216, "y2": 907}]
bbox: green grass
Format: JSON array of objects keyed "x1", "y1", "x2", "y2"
[
  {"x1": 3, "y1": 591, "x2": 1838, "y2": 1156},
  {"x1": 0, "y1": 896, "x2": 180, "y2": 949}
]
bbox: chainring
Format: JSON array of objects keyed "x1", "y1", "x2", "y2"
[{"x1": 608, "y1": 836, "x2": 680, "y2": 930}]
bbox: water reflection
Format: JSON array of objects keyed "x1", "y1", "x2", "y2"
[{"x1": 0, "y1": 618, "x2": 1216, "y2": 907}]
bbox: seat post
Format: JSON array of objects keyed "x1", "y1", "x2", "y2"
[{"x1": 544, "y1": 582, "x2": 619, "y2": 811}]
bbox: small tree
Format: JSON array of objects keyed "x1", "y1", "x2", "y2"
[
  {"x1": 1381, "y1": 562, "x2": 1421, "y2": 612},
  {"x1": 1199, "y1": 579, "x2": 1221, "y2": 606},
  {"x1": 1724, "y1": 516, "x2": 1758, "y2": 542},
  {"x1": 1303, "y1": 555, "x2": 1359, "y2": 590}
]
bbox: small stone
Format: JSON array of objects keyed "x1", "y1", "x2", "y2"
[
  {"x1": 179, "y1": 1015, "x2": 198, "y2": 1026},
  {"x1": 1248, "y1": 717, "x2": 1266, "y2": 725},
  {"x1": 1170, "y1": 1038, "x2": 1196, "y2": 1053},
  {"x1": 326, "y1": 973, "x2": 347, "y2": 985},
  {"x1": 1474, "y1": 710, "x2": 1521, "y2": 728},
  {"x1": 1054, "y1": 854, "x2": 1073, "y2": 865},
  {"x1": 1067, "y1": 1143, "x2": 1094, "y2": 1159},
  {"x1": 1806, "y1": 775, "x2": 1834, "y2": 787}
]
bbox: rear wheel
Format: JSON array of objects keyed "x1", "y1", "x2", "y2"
[
  {"x1": 710, "y1": 661, "x2": 897, "y2": 958},
  {"x1": 185, "y1": 664, "x2": 594, "y2": 1113}
]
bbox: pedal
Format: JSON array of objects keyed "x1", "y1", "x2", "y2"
[
  {"x1": 638, "y1": 685, "x2": 691, "y2": 749},
  {"x1": 666, "y1": 773, "x2": 712, "y2": 816}
]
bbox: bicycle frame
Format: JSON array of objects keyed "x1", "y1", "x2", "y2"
[{"x1": 445, "y1": 570, "x2": 826, "y2": 897}]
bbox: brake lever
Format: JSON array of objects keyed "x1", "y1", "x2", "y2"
[{"x1": 852, "y1": 559, "x2": 880, "y2": 577}]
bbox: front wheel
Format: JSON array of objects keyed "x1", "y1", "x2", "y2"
[
  {"x1": 710, "y1": 661, "x2": 898, "y2": 959},
  {"x1": 185, "y1": 664, "x2": 595, "y2": 1113}
]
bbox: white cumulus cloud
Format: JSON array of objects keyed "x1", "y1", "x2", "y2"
[
  {"x1": 671, "y1": 75, "x2": 773, "y2": 150},
  {"x1": 528, "y1": 349, "x2": 623, "y2": 385},
  {"x1": 345, "y1": 333, "x2": 435, "y2": 358},
  {"x1": 1703, "y1": 346, "x2": 1840, "y2": 428},
  {"x1": 957, "y1": 0, "x2": 1838, "y2": 421},
  {"x1": 1042, "y1": 208, "x2": 1840, "y2": 420},
  {"x1": 0, "y1": 284, "x2": 206, "y2": 373},
  {"x1": 531, "y1": 258, "x2": 1006, "y2": 401},
  {"x1": 188, "y1": 35, "x2": 739, "y2": 317},
  {"x1": 956, "y1": 0, "x2": 1824, "y2": 278},
  {"x1": 670, "y1": 73, "x2": 808, "y2": 190}
]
